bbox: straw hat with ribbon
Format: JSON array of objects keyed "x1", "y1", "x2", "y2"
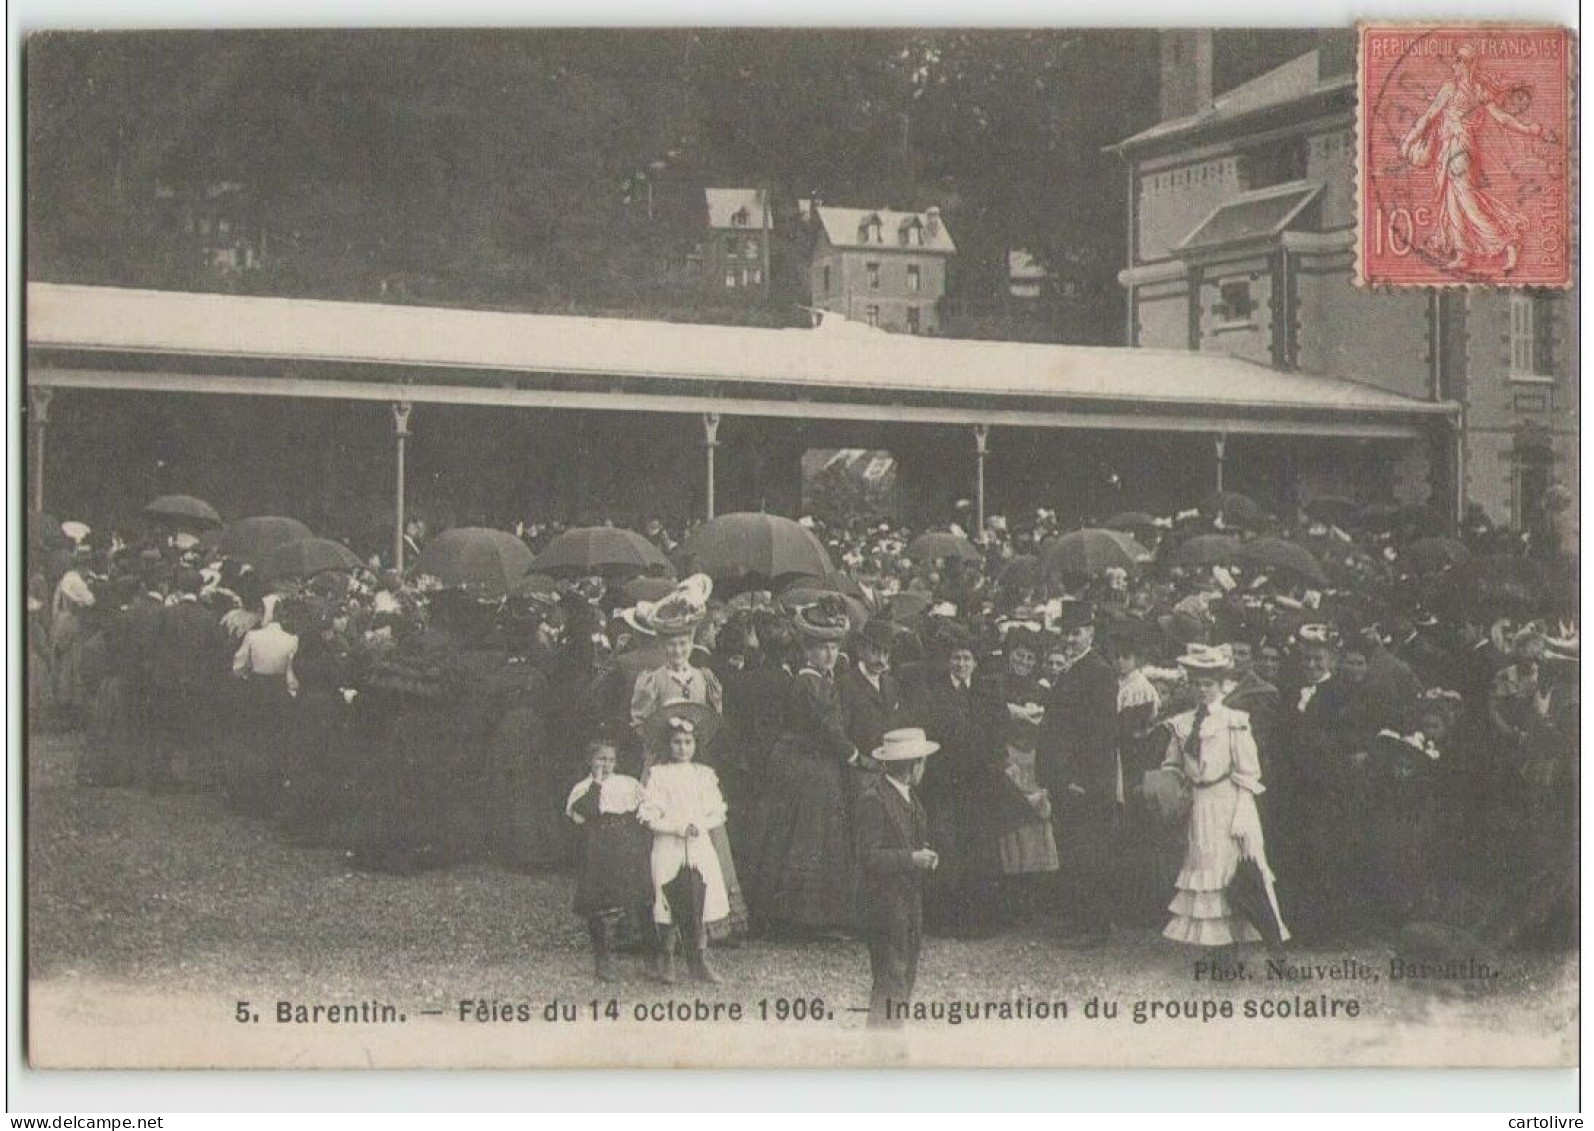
[{"x1": 872, "y1": 727, "x2": 940, "y2": 763}]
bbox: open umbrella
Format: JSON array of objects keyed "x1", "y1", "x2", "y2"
[
  {"x1": 907, "y1": 531, "x2": 983, "y2": 563},
  {"x1": 1042, "y1": 528, "x2": 1152, "y2": 578},
  {"x1": 218, "y1": 516, "x2": 314, "y2": 566},
  {"x1": 415, "y1": 527, "x2": 537, "y2": 595},
  {"x1": 778, "y1": 586, "x2": 870, "y2": 629},
  {"x1": 682, "y1": 513, "x2": 833, "y2": 585},
  {"x1": 999, "y1": 554, "x2": 1043, "y2": 592},
  {"x1": 532, "y1": 526, "x2": 672, "y2": 579},
  {"x1": 1170, "y1": 533, "x2": 1243, "y2": 569},
  {"x1": 27, "y1": 512, "x2": 67, "y2": 553},
  {"x1": 1400, "y1": 537, "x2": 1472, "y2": 576},
  {"x1": 1200, "y1": 491, "x2": 1270, "y2": 531},
  {"x1": 1237, "y1": 538, "x2": 1328, "y2": 586},
  {"x1": 1101, "y1": 511, "x2": 1159, "y2": 535},
  {"x1": 145, "y1": 494, "x2": 223, "y2": 529},
  {"x1": 257, "y1": 537, "x2": 362, "y2": 583},
  {"x1": 1302, "y1": 496, "x2": 1360, "y2": 526},
  {"x1": 622, "y1": 575, "x2": 678, "y2": 604}
]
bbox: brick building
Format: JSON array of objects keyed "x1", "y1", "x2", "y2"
[
  {"x1": 809, "y1": 205, "x2": 955, "y2": 334},
  {"x1": 1114, "y1": 30, "x2": 1577, "y2": 548}
]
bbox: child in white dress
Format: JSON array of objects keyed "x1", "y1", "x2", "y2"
[{"x1": 639, "y1": 712, "x2": 730, "y2": 984}]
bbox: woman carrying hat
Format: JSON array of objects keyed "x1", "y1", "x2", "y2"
[
  {"x1": 1161, "y1": 645, "x2": 1288, "y2": 949},
  {"x1": 748, "y1": 596, "x2": 860, "y2": 936}
]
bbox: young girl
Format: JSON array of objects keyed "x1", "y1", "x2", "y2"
[
  {"x1": 565, "y1": 738, "x2": 653, "y2": 982},
  {"x1": 639, "y1": 705, "x2": 730, "y2": 985}
]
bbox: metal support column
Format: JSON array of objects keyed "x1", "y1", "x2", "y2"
[
  {"x1": 974, "y1": 424, "x2": 990, "y2": 539},
  {"x1": 392, "y1": 401, "x2": 412, "y2": 571},
  {"x1": 703, "y1": 412, "x2": 721, "y2": 521},
  {"x1": 29, "y1": 387, "x2": 53, "y2": 514},
  {"x1": 1214, "y1": 432, "x2": 1227, "y2": 494}
]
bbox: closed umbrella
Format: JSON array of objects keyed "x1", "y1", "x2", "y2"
[
  {"x1": 415, "y1": 527, "x2": 537, "y2": 595},
  {"x1": 145, "y1": 494, "x2": 222, "y2": 529},
  {"x1": 907, "y1": 531, "x2": 982, "y2": 563},
  {"x1": 683, "y1": 512, "x2": 833, "y2": 585},
  {"x1": 532, "y1": 526, "x2": 672, "y2": 579},
  {"x1": 218, "y1": 516, "x2": 314, "y2": 565},
  {"x1": 1236, "y1": 537, "x2": 1328, "y2": 586},
  {"x1": 1200, "y1": 491, "x2": 1270, "y2": 531},
  {"x1": 1400, "y1": 537, "x2": 1471, "y2": 575},
  {"x1": 1171, "y1": 533, "x2": 1243, "y2": 569},
  {"x1": 258, "y1": 537, "x2": 362, "y2": 582},
  {"x1": 1042, "y1": 528, "x2": 1152, "y2": 578}
]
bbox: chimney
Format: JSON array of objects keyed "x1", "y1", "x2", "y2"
[
  {"x1": 1158, "y1": 29, "x2": 1213, "y2": 121},
  {"x1": 925, "y1": 205, "x2": 942, "y2": 237}
]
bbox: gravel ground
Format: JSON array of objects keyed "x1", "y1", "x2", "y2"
[{"x1": 27, "y1": 729, "x2": 1578, "y2": 1054}]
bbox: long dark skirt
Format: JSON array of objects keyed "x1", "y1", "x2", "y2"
[
  {"x1": 276, "y1": 692, "x2": 351, "y2": 845},
  {"x1": 482, "y1": 706, "x2": 571, "y2": 871},
  {"x1": 572, "y1": 813, "x2": 654, "y2": 917},
  {"x1": 223, "y1": 676, "x2": 294, "y2": 818},
  {"x1": 748, "y1": 736, "x2": 856, "y2": 933}
]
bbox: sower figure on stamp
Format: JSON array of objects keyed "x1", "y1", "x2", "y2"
[{"x1": 855, "y1": 728, "x2": 940, "y2": 1029}]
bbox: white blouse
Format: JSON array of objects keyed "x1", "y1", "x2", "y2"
[{"x1": 638, "y1": 762, "x2": 727, "y2": 838}]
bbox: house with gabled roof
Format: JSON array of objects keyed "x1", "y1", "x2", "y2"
[{"x1": 809, "y1": 204, "x2": 955, "y2": 334}]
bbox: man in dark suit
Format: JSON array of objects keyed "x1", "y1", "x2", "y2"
[
  {"x1": 1038, "y1": 600, "x2": 1121, "y2": 945},
  {"x1": 854, "y1": 728, "x2": 940, "y2": 1028},
  {"x1": 840, "y1": 620, "x2": 903, "y2": 770}
]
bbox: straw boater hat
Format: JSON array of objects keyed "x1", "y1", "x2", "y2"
[
  {"x1": 642, "y1": 698, "x2": 722, "y2": 758},
  {"x1": 1176, "y1": 643, "x2": 1233, "y2": 676},
  {"x1": 636, "y1": 574, "x2": 713, "y2": 637},
  {"x1": 793, "y1": 594, "x2": 852, "y2": 641},
  {"x1": 872, "y1": 727, "x2": 940, "y2": 762}
]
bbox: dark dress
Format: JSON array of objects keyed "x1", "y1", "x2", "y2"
[
  {"x1": 482, "y1": 658, "x2": 570, "y2": 871},
  {"x1": 567, "y1": 777, "x2": 654, "y2": 917},
  {"x1": 748, "y1": 667, "x2": 858, "y2": 932}
]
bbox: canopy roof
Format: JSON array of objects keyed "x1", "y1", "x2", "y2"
[{"x1": 27, "y1": 283, "x2": 1452, "y2": 439}]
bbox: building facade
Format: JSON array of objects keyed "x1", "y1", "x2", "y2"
[
  {"x1": 809, "y1": 205, "x2": 955, "y2": 334},
  {"x1": 1116, "y1": 30, "x2": 1577, "y2": 548},
  {"x1": 697, "y1": 187, "x2": 772, "y2": 298}
]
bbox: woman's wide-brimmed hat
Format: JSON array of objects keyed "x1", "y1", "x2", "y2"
[
  {"x1": 641, "y1": 698, "x2": 722, "y2": 758},
  {"x1": 1176, "y1": 643, "x2": 1233, "y2": 675},
  {"x1": 793, "y1": 594, "x2": 852, "y2": 641},
  {"x1": 636, "y1": 573, "x2": 713, "y2": 637},
  {"x1": 872, "y1": 727, "x2": 940, "y2": 763}
]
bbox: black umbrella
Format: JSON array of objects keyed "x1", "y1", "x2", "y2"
[
  {"x1": 1170, "y1": 533, "x2": 1242, "y2": 569},
  {"x1": 415, "y1": 527, "x2": 538, "y2": 595},
  {"x1": 145, "y1": 494, "x2": 223, "y2": 530},
  {"x1": 1226, "y1": 857, "x2": 1288, "y2": 952},
  {"x1": 1102, "y1": 511, "x2": 1159, "y2": 535},
  {"x1": 1236, "y1": 537, "x2": 1328, "y2": 586},
  {"x1": 683, "y1": 513, "x2": 833, "y2": 585},
  {"x1": 218, "y1": 516, "x2": 314, "y2": 566},
  {"x1": 661, "y1": 842, "x2": 708, "y2": 934},
  {"x1": 258, "y1": 537, "x2": 363, "y2": 583},
  {"x1": 532, "y1": 526, "x2": 672, "y2": 579},
  {"x1": 1400, "y1": 536, "x2": 1471, "y2": 576},
  {"x1": 907, "y1": 531, "x2": 982, "y2": 563},
  {"x1": 1200, "y1": 491, "x2": 1270, "y2": 531}
]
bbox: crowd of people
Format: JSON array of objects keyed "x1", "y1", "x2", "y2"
[{"x1": 28, "y1": 492, "x2": 1579, "y2": 1019}]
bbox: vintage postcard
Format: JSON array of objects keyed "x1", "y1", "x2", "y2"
[
  {"x1": 1356, "y1": 22, "x2": 1574, "y2": 287},
  {"x1": 23, "y1": 26, "x2": 1578, "y2": 1070}
]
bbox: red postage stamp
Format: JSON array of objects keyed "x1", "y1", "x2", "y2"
[{"x1": 1357, "y1": 23, "x2": 1573, "y2": 288}]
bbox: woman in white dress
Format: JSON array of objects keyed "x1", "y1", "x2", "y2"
[
  {"x1": 1162, "y1": 646, "x2": 1288, "y2": 948},
  {"x1": 640, "y1": 706, "x2": 730, "y2": 985}
]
